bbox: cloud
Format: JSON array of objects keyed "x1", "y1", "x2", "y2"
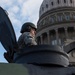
[
  {"x1": 21, "y1": 0, "x2": 43, "y2": 24},
  {"x1": 0, "y1": 0, "x2": 44, "y2": 62},
  {"x1": 18, "y1": 0, "x2": 27, "y2": 4},
  {"x1": 0, "y1": 0, "x2": 43, "y2": 38},
  {"x1": 9, "y1": 6, "x2": 19, "y2": 14},
  {"x1": 0, "y1": 0, "x2": 43, "y2": 26},
  {"x1": 0, "y1": 0, "x2": 13, "y2": 7}
]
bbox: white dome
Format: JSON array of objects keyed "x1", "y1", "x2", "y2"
[{"x1": 39, "y1": 0, "x2": 75, "y2": 17}]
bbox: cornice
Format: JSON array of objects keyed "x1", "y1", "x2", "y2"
[
  {"x1": 37, "y1": 21, "x2": 75, "y2": 33},
  {"x1": 38, "y1": 7, "x2": 75, "y2": 23}
]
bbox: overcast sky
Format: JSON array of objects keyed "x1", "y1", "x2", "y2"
[{"x1": 0, "y1": 0, "x2": 43, "y2": 63}]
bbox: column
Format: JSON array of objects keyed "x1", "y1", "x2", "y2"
[
  {"x1": 55, "y1": 29, "x2": 59, "y2": 45},
  {"x1": 47, "y1": 31, "x2": 50, "y2": 44},
  {"x1": 65, "y1": 28, "x2": 68, "y2": 40},
  {"x1": 40, "y1": 35, "x2": 43, "y2": 44}
]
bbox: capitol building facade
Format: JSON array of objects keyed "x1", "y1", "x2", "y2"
[{"x1": 36, "y1": 0, "x2": 75, "y2": 65}]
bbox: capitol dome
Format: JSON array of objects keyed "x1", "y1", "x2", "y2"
[
  {"x1": 36, "y1": 0, "x2": 75, "y2": 65},
  {"x1": 39, "y1": 0, "x2": 75, "y2": 17}
]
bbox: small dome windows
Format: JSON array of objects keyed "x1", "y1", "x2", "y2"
[
  {"x1": 40, "y1": 0, "x2": 74, "y2": 16},
  {"x1": 46, "y1": 4, "x2": 48, "y2": 8},
  {"x1": 51, "y1": 2, "x2": 54, "y2": 6},
  {"x1": 41, "y1": 0, "x2": 74, "y2": 12},
  {"x1": 42, "y1": 7, "x2": 44, "y2": 11},
  {"x1": 64, "y1": 12, "x2": 70, "y2": 21}
]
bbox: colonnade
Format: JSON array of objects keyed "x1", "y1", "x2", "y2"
[{"x1": 36, "y1": 27, "x2": 75, "y2": 46}]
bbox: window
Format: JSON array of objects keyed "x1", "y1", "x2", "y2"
[
  {"x1": 42, "y1": 7, "x2": 44, "y2": 11},
  {"x1": 65, "y1": 15, "x2": 70, "y2": 20},
  {"x1": 57, "y1": 0, "x2": 60, "y2": 4},
  {"x1": 57, "y1": 16, "x2": 63, "y2": 22},
  {"x1": 50, "y1": 17, "x2": 54, "y2": 23},
  {"x1": 51, "y1": 2, "x2": 54, "y2": 6},
  {"x1": 64, "y1": 12, "x2": 70, "y2": 21},
  {"x1": 46, "y1": 4, "x2": 48, "y2": 8},
  {"x1": 64, "y1": 0, "x2": 66, "y2": 3},
  {"x1": 70, "y1": 0, "x2": 73, "y2": 3},
  {"x1": 57, "y1": 13, "x2": 64, "y2": 22}
]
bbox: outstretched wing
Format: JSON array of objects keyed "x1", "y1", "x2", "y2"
[{"x1": 0, "y1": 7, "x2": 17, "y2": 52}]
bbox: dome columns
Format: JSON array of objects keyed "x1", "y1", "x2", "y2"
[
  {"x1": 46, "y1": 31, "x2": 50, "y2": 44},
  {"x1": 65, "y1": 27, "x2": 69, "y2": 40},
  {"x1": 36, "y1": 27, "x2": 75, "y2": 45},
  {"x1": 36, "y1": 0, "x2": 75, "y2": 64},
  {"x1": 55, "y1": 29, "x2": 59, "y2": 45},
  {"x1": 40, "y1": 35, "x2": 43, "y2": 44}
]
